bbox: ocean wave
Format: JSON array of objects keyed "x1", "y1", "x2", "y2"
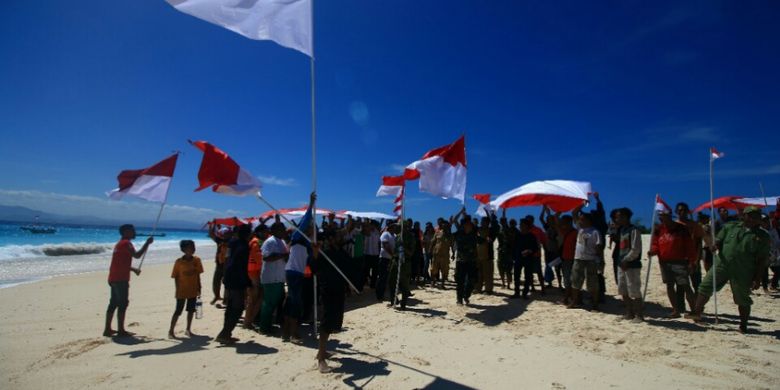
[{"x1": 0, "y1": 239, "x2": 214, "y2": 261}]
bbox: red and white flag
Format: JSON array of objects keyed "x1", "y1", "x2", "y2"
[
  {"x1": 473, "y1": 193, "x2": 496, "y2": 216},
  {"x1": 166, "y1": 0, "x2": 313, "y2": 57},
  {"x1": 491, "y1": 180, "x2": 591, "y2": 213},
  {"x1": 472, "y1": 193, "x2": 491, "y2": 204},
  {"x1": 710, "y1": 147, "x2": 724, "y2": 161},
  {"x1": 655, "y1": 194, "x2": 672, "y2": 213},
  {"x1": 190, "y1": 140, "x2": 262, "y2": 196},
  {"x1": 376, "y1": 175, "x2": 405, "y2": 218},
  {"x1": 107, "y1": 154, "x2": 178, "y2": 202},
  {"x1": 404, "y1": 135, "x2": 467, "y2": 201},
  {"x1": 393, "y1": 187, "x2": 404, "y2": 217}
]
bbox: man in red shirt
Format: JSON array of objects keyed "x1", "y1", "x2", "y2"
[
  {"x1": 103, "y1": 224, "x2": 153, "y2": 337},
  {"x1": 648, "y1": 210, "x2": 697, "y2": 318}
]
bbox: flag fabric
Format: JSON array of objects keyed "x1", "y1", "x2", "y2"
[
  {"x1": 655, "y1": 195, "x2": 672, "y2": 213},
  {"x1": 107, "y1": 154, "x2": 178, "y2": 202},
  {"x1": 190, "y1": 140, "x2": 262, "y2": 196},
  {"x1": 472, "y1": 193, "x2": 491, "y2": 204},
  {"x1": 166, "y1": 0, "x2": 313, "y2": 57},
  {"x1": 393, "y1": 187, "x2": 404, "y2": 217},
  {"x1": 340, "y1": 211, "x2": 398, "y2": 221},
  {"x1": 404, "y1": 135, "x2": 467, "y2": 201},
  {"x1": 376, "y1": 175, "x2": 405, "y2": 198},
  {"x1": 490, "y1": 180, "x2": 592, "y2": 213},
  {"x1": 735, "y1": 196, "x2": 780, "y2": 207},
  {"x1": 710, "y1": 147, "x2": 725, "y2": 160},
  {"x1": 692, "y1": 196, "x2": 746, "y2": 213}
]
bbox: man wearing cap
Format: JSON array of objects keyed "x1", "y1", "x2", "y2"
[
  {"x1": 430, "y1": 219, "x2": 454, "y2": 289},
  {"x1": 687, "y1": 206, "x2": 770, "y2": 333}
]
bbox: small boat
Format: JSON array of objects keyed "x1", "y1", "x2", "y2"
[
  {"x1": 137, "y1": 233, "x2": 166, "y2": 237},
  {"x1": 20, "y1": 216, "x2": 57, "y2": 234},
  {"x1": 20, "y1": 225, "x2": 57, "y2": 234}
]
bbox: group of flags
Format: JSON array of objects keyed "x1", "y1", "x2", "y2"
[
  {"x1": 108, "y1": 141, "x2": 262, "y2": 204},
  {"x1": 375, "y1": 135, "x2": 468, "y2": 218}
]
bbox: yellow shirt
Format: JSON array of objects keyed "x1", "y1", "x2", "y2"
[{"x1": 171, "y1": 256, "x2": 204, "y2": 299}]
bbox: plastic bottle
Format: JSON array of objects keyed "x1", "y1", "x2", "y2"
[{"x1": 195, "y1": 296, "x2": 203, "y2": 319}]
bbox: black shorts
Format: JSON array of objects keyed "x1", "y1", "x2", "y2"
[
  {"x1": 109, "y1": 281, "x2": 129, "y2": 310},
  {"x1": 320, "y1": 286, "x2": 345, "y2": 334},
  {"x1": 174, "y1": 298, "x2": 197, "y2": 315}
]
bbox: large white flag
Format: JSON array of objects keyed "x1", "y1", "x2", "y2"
[{"x1": 166, "y1": 0, "x2": 313, "y2": 57}]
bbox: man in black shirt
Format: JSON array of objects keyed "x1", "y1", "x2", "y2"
[
  {"x1": 215, "y1": 224, "x2": 252, "y2": 345},
  {"x1": 513, "y1": 219, "x2": 540, "y2": 299}
]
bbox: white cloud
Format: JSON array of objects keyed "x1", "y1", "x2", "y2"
[
  {"x1": 390, "y1": 164, "x2": 407, "y2": 173},
  {"x1": 0, "y1": 189, "x2": 248, "y2": 224},
  {"x1": 258, "y1": 176, "x2": 297, "y2": 187}
]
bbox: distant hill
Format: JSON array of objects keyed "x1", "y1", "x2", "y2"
[{"x1": 0, "y1": 205, "x2": 204, "y2": 230}]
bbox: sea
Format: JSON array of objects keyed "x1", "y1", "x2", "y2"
[{"x1": 0, "y1": 222, "x2": 214, "y2": 288}]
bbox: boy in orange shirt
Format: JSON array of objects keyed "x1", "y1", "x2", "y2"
[{"x1": 169, "y1": 240, "x2": 203, "y2": 338}]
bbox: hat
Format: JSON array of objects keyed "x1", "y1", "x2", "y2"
[{"x1": 743, "y1": 206, "x2": 761, "y2": 215}]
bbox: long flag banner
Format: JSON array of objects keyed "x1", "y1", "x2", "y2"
[
  {"x1": 490, "y1": 180, "x2": 591, "y2": 212},
  {"x1": 404, "y1": 135, "x2": 467, "y2": 201},
  {"x1": 107, "y1": 154, "x2": 178, "y2": 202},
  {"x1": 190, "y1": 140, "x2": 262, "y2": 196},
  {"x1": 166, "y1": 0, "x2": 313, "y2": 57}
]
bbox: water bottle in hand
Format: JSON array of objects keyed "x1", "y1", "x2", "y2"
[{"x1": 195, "y1": 296, "x2": 203, "y2": 319}]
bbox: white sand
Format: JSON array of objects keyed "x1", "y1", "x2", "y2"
[{"x1": 1, "y1": 236, "x2": 778, "y2": 389}]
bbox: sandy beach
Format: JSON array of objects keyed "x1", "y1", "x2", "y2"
[{"x1": 1, "y1": 237, "x2": 778, "y2": 390}]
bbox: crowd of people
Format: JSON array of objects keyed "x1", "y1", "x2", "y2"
[{"x1": 103, "y1": 193, "x2": 780, "y2": 372}]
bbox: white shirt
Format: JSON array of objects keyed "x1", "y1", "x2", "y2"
[
  {"x1": 364, "y1": 231, "x2": 380, "y2": 256},
  {"x1": 260, "y1": 236, "x2": 288, "y2": 284},
  {"x1": 380, "y1": 231, "x2": 395, "y2": 259},
  {"x1": 574, "y1": 227, "x2": 602, "y2": 261},
  {"x1": 285, "y1": 243, "x2": 308, "y2": 273}
]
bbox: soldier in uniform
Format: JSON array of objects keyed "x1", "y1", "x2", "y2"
[
  {"x1": 687, "y1": 206, "x2": 770, "y2": 333},
  {"x1": 451, "y1": 207, "x2": 481, "y2": 305},
  {"x1": 430, "y1": 219, "x2": 454, "y2": 289}
]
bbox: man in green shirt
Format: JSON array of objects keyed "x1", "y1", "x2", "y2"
[{"x1": 687, "y1": 206, "x2": 770, "y2": 333}]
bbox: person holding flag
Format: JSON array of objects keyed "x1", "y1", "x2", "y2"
[
  {"x1": 104, "y1": 153, "x2": 178, "y2": 337},
  {"x1": 451, "y1": 207, "x2": 480, "y2": 305},
  {"x1": 103, "y1": 224, "x2": 153, "y2": 337}
]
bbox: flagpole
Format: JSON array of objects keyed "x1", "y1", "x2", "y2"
[
  {"x1": 255, "y1": 194, "x2": 359, "y2": 294},
  {"x1": 137, "y1": 152, "x2": 179, "y2": 270},
  {"x1": 392, "y1": 193, "x2": 405, "y2": 307},
  {"x1": 641, "y1": 194, "x2": 659, "y2": 303},
  {"x1": 709, "y1": 155, "x2": 719, "y2": 323},
  {"x1": 309, "y1": 0, "x2": 318, "y2": 338}
]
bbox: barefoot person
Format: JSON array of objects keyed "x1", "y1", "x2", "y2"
[
  {"x1": 103, "y1": 224, "x2": 153, "y2": 337},
  {"x1": 687, "y1": 206, "x2": 770, "y2": 333},
  {"x1": 282, "y1": 192, "x2": 316, "y2": 343},
  {"x1": 451, "y1": 207, "x2": 480, "y2": 305},
  {"x1": 168, "y1": 240, "x2": 203, "y2": 338},
  {"x1": 568, "y1": 212, "x2": 602, "y2": 310},
  {"x1": 613, "y1": 208, "x2": 643, "y2": 322},
  {"x1": 215, "y1": 224, "x2": 252, "y2": 344},
  {"x1": 312, "y1": 229, "x2": 353, "y2": 373},
  {"x1": 208, "y1": 224, "x2": 232, "y2": 306},
  {"x1": 648, "y1": 209, "x2": 697, "y2": 318}
]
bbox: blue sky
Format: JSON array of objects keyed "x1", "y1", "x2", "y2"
[{"x1": 1, "y1": 0, "x2": 778, "y2": 227}]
